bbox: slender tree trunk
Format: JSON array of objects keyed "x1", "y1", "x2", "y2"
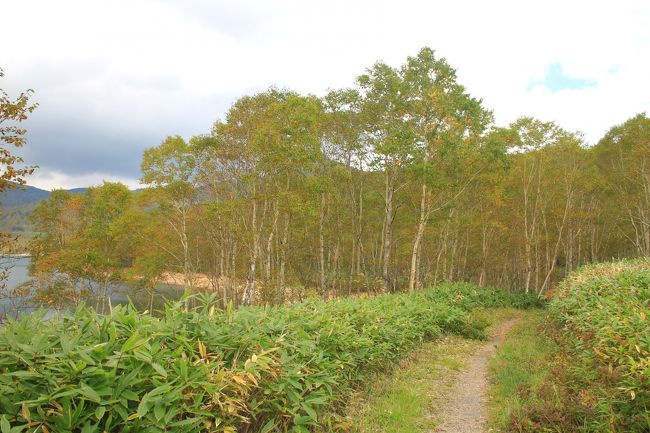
[
  {"x1": 382, "y1": 170, "x2": 395, "y2": 292},
  {"x1": 265, "y1": 201, "x2": 279, "y2": 283},
  {"x1": 149, "y1": 286, "x2": 154, "y2": 314},
  {"x1": 356, "y1": 185, "x2": 365, "y2": 274},
  {"x1": 279, "y1": 213, "x2": 290, "y2": 301},
  {"x1": 230, "y1": 239, "x2": 237, "y2": 306},
  {"x1": 479, "y1": 224, "x2": 490, "y2": 286},
  {"x1": 409, "y1": 184, "x2": 429, "y2": 291},
  {"x1": 319, "y1": 193, "x2": 327, "y2": 292},
  {"x1": 449, "y1": 231, "x2": 458, "y2": 281},
  {"x1": 242, "y1": 194, "x2": 259, "y2": 306},
  {"x1": 540, "y1": 188, "x2": 572, "y2": 295}
]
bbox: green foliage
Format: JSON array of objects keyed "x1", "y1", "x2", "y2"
[
  {"x1": 0, "y1": 283, "x2": 532, "y2": 432},
  {"x1": 548, "y1": 259, "x2": 650, "y2": 432},
  {"x1": 27, "y1": 183, "x2": 135, "y2": 312},
  {"x1": 487, "y1": 261, "x2": 650, "y2": 433},
  {"x1": 0, "y1": 68, "x2": 37, "y2": 191}
]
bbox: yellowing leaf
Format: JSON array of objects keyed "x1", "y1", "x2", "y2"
[
  {"x1": 198, "y1": 340, "x2": 207, "y2": 359},
  {"x1": 232, "y1": 375, "x2": 247, "y2": 385}
]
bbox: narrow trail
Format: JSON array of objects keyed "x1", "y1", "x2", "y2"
[{"x1": 434, "y1": 317, "x2": 520, "y2": 433}]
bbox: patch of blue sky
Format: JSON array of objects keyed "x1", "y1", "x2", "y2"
[{"x1": 527, "y1": 63, "x2": 597, "y2": 92}]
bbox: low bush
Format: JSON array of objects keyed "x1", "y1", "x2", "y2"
[{"x1": 0, "y1": 283, "x2": 534, "y2": 433}]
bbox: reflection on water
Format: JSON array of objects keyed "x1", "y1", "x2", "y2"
[{"x1": 0, "y1": 256, "x2": 184, "y2": 318}]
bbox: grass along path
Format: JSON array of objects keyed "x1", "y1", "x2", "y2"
[
  {"x1": 340, "y1": 308, "x2": 523, "y2": 433},
  {"x1": 487, "y1": 310, "x2": 554, "y2": 432}
]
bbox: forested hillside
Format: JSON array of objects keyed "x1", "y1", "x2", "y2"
[
  {"x1": 0, "y1": 184, "x2": 50, "y2": 207},
  {"x1": 0, "y1": 185, "x2": 87, "y2": 235},
  {"x1": 25, "y1": 48, "x2": 650, "y2": 308}
]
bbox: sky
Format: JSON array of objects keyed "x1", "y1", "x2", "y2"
[{"x1": 1, "y1": 0, "x2": 649, "y2": 190}]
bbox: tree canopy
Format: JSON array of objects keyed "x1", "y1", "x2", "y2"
[{"x1": 22, "y1": 50, "x2": 650, "y2": 309}]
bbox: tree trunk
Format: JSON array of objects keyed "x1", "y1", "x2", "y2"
[
  {"x1": 319, "y1": 193, "x2": 327, "y2": 292},
  {"x1": 242, "y1": 195, "x2": 259, "y2": 306},
  {"x1": 279, "y1": 213, "x2": 290, "y2": 301},
  {"x1": 382, "y1": 171, "x2": 395, "y2": 292},
  {"x1": 539, "y1": 188, "x2": 572, "y2": 295},
  {"x1": 265, "y1": 201, "x2": 279, "y2": 283},
  {"x1": 409, "y1": 183, "x2": 429, "y2": 291}
]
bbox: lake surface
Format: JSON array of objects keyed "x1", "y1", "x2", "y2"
[
  {"x1": 0, "y1": 256, "x2": 184, "y2": 318},
  {"x1": 4, "y1": 256, "x2": 30, "y2": 289}
]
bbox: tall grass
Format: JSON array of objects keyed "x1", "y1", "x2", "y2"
[{"x1": 0, "y1": 283, "x2": 535, "y2": 432}]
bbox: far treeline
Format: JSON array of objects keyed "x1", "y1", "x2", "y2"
[{"x1": 27, "y1": 47, "x2": 650, "y2": 309}]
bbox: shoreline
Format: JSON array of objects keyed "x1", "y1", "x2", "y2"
[{"x1": 0, "y1": 253, "x2": 31, "y2": 258}]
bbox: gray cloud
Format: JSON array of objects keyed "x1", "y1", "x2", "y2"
[
  {"x1": 13, "y1": 64, "x2": 240, "y2": 182},
  {"x1": 22, "y1": 125, "x2": 152, "y2": 178}
]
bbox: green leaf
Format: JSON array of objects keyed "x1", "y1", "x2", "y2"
[
  {"x1": 95, "y1": 406, "x2": 106, "y2": 421},
  {"x1": 120, "y1": 332, "x2": 142, "y2": 353},
  {"x1": 1, "y1": 416, "x2": 10, "y2": 433},
  {"x1": 136, "y1": 398, "x2": 151, "y2": 418},
  {"x1": 153, "y1": 403, "x2": 165, "y2": 422},
  {"x1": 301, "y1": 403, "x2": 317, "y2": 422},
  {"x1": 80, "y1": 422, "x2": 98, "y2": 433},
  {"x1": 80, "y1": 383, "x2": 102, "y2": 403},
  {"x1": 169, "y1": 417, "x2": 202, "y2": 427},
  {"x1": 151, "y1": 362, "x2": 167, "y2": 378},
  {"x1": 260, "y1": 419, "x2": 276, "y2": 433}
]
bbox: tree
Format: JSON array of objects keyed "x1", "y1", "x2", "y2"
[
  {"x1": 141, "y1": 135, "x2": 199, "y2": 308},
  {"x1": 357, "y1": 60, "x2": 416, "y2": 292},
  {"x1": 593, "y1": 113, "x2": 650, "y2": 256},
  {"x1": 115, "y1": 201, "x2": 171, "y2": 313},
  {"x1": 207, "y1": 89, "x2": 323, "y2": 305},
  {"x1": 0, "y1": 68, "x2": 37, "y2": 318},
  {"x1": 29, "y1": 183, "x2": 134, "y2": 313},
  {"x1": 29, "y1": 190, "x2": 87, "y2": 310},
  {"x1": 322, "y1": 89, "x2": 369, "y2": 293},
  {"x1": 401, "y1": 47, "x2": 493, "y2": 291},
  {"x1": 22, "y1": 50, "x2": 650, "y2": 309},
  {"x1": 0, "y1": 68, "x2": 37, "y2": 194}
]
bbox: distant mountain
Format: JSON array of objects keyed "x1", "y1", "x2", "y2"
[
  {"x1": 0, "y1": 185, "x2": 90, "y2": 207},
  {"x1": 67, "y1": 188, "x2": 89, "y2": 194},
  {"x1": 0, "y1": 185, "x2": 89, "y2": 234},
  {"x1": 0, "y1": 185, "x2": 51, "y2": 207}
]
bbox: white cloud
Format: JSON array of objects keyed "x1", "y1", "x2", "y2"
[
  {"x1": 29, "y1": 170, "x2": 140, "y2": 191},
  {"x1": 1, "y1": 0, "x2": 648, "y2": 188}
]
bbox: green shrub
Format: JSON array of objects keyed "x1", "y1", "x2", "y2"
[
  {"x1": 0, "y1": 283, "x2": 532, "y2": 432},
  {"x1": 550, "y1": 259, "x2": 650, "y2": 432}
]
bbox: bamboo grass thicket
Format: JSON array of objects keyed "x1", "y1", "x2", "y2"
[
  {"x1": 0, "y1": 283, "x2": 537, "y2": 432},
  {"x1": 550, "y1": 259, "x2": 650, "y2": 432}
]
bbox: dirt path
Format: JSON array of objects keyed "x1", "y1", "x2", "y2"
[{"x1": 434, "y1": 317, "x2": 520, "y2": 433}]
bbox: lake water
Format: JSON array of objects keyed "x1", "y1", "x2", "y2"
[
  {"x1": 4, "y1": 256, "x2": 30, "y2": 289},
  {"x1": 0, "y1": 256, "x2": 184, "y2": 318},
  {"x1": 0, "y1": 256, "x2": 32, "y2": 316}
]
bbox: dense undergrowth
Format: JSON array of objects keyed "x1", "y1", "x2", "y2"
[
  {"x1": 492, "y1": 259, "x2": 650, "y2": 433},
  {"x1": 0, "y1": 283, "x2": 537, "y2": 433},
  {"x1": 550, "y1": 259, "x2": 650, "y2": 432}
]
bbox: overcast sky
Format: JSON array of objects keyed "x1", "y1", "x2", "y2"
[{"x1": 2, "y1": 0, "x2": 649, "y2": 190}]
